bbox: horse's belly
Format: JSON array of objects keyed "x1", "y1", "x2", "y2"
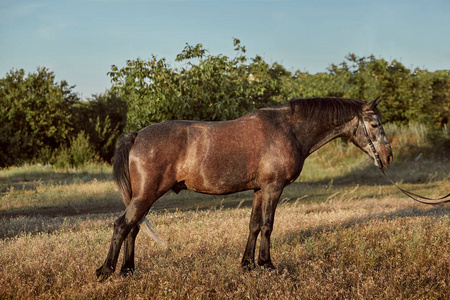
[
  {"x1": 184, "y1": 178, "x2": 256, "y2": 195},
  {"x1": 181, "y1": 158, "x2": 258, "y2": 195}
]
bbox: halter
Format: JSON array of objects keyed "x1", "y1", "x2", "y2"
[
  {"x1": 353, "y1": 115, "x2": 450, "y2": 205},
  {"x1": 353, "y1": 115, "x2": 384, "y2": 169}
]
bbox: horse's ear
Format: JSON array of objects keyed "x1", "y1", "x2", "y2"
[{"x1": 363, "y1": 97, "x2": 381, "y2": 111}]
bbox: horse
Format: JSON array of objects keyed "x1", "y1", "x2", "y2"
[{"x1": 96, "y1": 97, "x2": 393, "y2": 281}]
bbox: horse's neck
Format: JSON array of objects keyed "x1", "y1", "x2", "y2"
[
  {"x1": 307, "y1": 125, "x2": 347, "y2": 154},
  {"x1": 291, "y1": 116, "x2": 355, "y2": 156}
]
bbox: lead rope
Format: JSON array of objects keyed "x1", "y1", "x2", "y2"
[
  {"x1": 379, "y1": 168, "x2": 450, "y2": 205},
  {"x1": 357, "y1": 117, "x2": 450, "y2": 205}
]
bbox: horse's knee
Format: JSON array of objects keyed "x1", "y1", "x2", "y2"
[{"x1": 260, "y1": 223, "x2": 273, "y2": 238}]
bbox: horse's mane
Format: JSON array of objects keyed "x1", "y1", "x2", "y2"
[{"x1": 288, "y1": 97, "x2": 379, "y2": 125}]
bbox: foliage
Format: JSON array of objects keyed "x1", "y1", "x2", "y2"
[
  {"x1": 73, "y1": 90, "x2": 127, "y2": 162},
  {"x1": 110, "y1": 43, "x2": 448, "y2": 132},
  {"x1": 109, "y1": 39, "x2": 282, "y2": 132},
  {"x1": 39, "y1": 131, "x2": 98, "y2": 169},
  {"x1": 0, "y1": 40, "x2": 449, "y2": 168},
  {"x1": 280, "y1": 54, "x2": 449, "y2": 127},
  {"x1": 0, "y1": 67, "x2": 126, "y2": 167},
  {"x1": 0, "y1": 68, "x2": 79, "y2": 167},
  {"x1": 65, "y1": 131, "x2": 98, "y2": 169}
]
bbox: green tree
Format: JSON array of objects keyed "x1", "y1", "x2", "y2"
[
  {"x1": 423, "y1": 70, "x2": 450, "y2": 126},
  {"x1": 0, "y1": 68, "x2": 79, "y2": 167},
  {"x1": 109, "y1": 39, "x2": 281, "y2": 132}
]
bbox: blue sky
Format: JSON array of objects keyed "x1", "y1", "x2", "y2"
[{"x1": 1, "y1": 0, "x2": 449, "y2": 99}]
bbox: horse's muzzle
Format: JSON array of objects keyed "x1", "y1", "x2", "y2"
[{"x1": 380, "y1": 149, "x2": 393, "y2": 168}]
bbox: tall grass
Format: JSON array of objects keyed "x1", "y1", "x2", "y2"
[{"x1": 300, "y1": 123, "x2": 449, "y2": 183}]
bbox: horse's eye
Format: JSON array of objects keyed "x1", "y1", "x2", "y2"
[{"x1": 371, "y1": 123, "x2": 379, "y2": 128}]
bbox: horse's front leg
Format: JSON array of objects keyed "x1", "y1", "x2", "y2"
[
  {"x1": 241, "y1": 189, "x2": 263, "y2": 270},
  {"x1": 258, "y1": 184, "x2": 283, "y2": 269}
]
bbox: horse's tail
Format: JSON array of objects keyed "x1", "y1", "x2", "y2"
[
  {"x1": 113, "y1": 132, "x2": 168, "y2": 247},
  {"x1": 138, "y1": 217, "x2": 168, "y2": 248},
  {"x1": 113, "y1": 132, "x2": 138, "y2": 205}
]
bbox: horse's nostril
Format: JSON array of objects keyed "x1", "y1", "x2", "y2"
[{"x1": 387, "y1": 155, "x2": 393, "y2": 165}]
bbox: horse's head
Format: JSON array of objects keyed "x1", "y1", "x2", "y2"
[{"x1": 350, "y1": 98, "x2": 393, "y2": 168}]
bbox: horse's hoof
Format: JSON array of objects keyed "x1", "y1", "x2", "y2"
[
  {"x1": 241, "y1": 258, "x2": 256, "y2": 271},
  {"x1": 258, "y1": 261, "x2": 277, "y2": 271},
  {"x1": 96, "y1": 266, "x2": 114, "y2": 282},
  {"x1": 120, "y1": 267, "x2": 135, "y2": 277}
]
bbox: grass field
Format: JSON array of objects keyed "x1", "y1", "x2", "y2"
[{"x1": 1, "y1": 124, "x2": 449, "y2": 299}]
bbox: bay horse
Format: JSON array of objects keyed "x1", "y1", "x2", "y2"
[{"x1": 96, "y1": 97, "x2": 393, "y2": 281}]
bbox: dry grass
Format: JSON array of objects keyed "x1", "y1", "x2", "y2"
[
  {"x1": 1, "y1": 124, "x2": 449, "y2": 299},
  {"x1": 1, "y1": 189, "x2": 449, "y2": 299}
]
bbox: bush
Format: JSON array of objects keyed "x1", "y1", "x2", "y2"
[
  {"x1": 73, "y1": 90, "x2": 127, "y2": 162},
  {"x1": 50, "y1": 132, "x2": 98, "y2": 169}
]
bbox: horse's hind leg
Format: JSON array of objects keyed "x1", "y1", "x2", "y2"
[
  {"x1": 96, "y1": 212, "x2": 131, "y2": 281},
  {"x1": 96, "y1": 195, "x2": 159, "y2": 281},
  {"x1": 120, "y1": 224, "x2": 140, "y2": 276}
]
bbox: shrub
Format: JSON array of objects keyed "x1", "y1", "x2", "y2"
[{"x1": 51, "y1": 131, "x2": 98, "y2": 169}]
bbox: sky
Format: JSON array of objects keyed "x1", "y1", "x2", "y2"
[{"x1": 1, "y1": 0, "x2": 449, "y2": 99}]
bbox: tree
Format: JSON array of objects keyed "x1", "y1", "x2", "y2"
[
  {"x1": 0, "y1": 67, "x2": 79, "y2": 167},
  {"x1": 109, "y1": 39, "x2": 282, "y2": 132}
]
